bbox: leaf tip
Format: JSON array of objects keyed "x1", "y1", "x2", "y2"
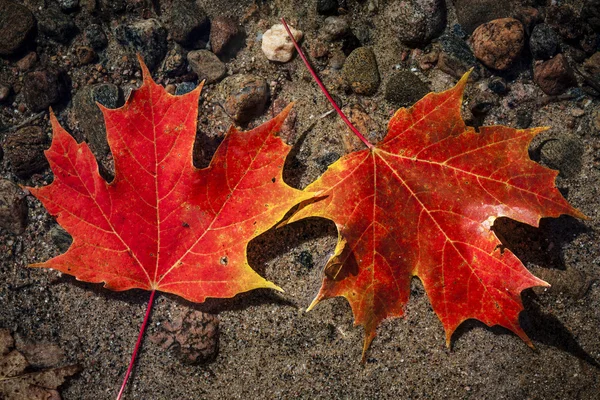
[{"x1": 136, "y1": 53, "x2": 153, "y2": 84}]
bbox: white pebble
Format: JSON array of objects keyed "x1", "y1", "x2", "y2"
[{"x1": 261, "y1": 24, "x2": 303, "y2": 63}]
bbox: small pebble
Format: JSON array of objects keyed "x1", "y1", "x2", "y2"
[
  {"x1": 4, "y1": 126, "x2": 49, "y2": 179},
  {"x1": 187, "y1": 50, "x2": 226, "y2": 84},
  {"x1": 261, "y1": 23, "x2": 303, "y2": 63},
  {"x1": 390, "y1": 0, "x2": 447, "y2": 47},
  {"x1": 342, "y1": 47, "x2": 381, "y2": 95},
  {"x1": 210, "y1": 16, "x2": 243, "y2": 57},
  {"x1": 471, "y1": 18, "x2": 524, "y2": 70},
  {"x1": 16, "y1": 52, "x2": 38, "y2": 71},
  {"x1": 533, "y1": 54, "x2": 577, "y2": 95},
  {"x1": 317, "y1": 0, "x2": 339, "y2": 15},
  {"x1": 540, "y1": 135, "x2": 584, "y2": 177},
  {"x1": 529, "y1": 24, "x2": 560, "y2": 60},
  {"x1": 0, "y1": 179, "x2": 28, "y2": 234},
  {"x1": 221, "y1": 74, "x2": 269, "y2": 123},
  {"x1": 23, "y1": 70, "x2": 63, "y2": 112},
  {"x1": 0, "y1": 0, "x2": 36, "y2": 55},
  {"x1": 384, "y1": 70, "x2": 429, "y2": 106},
  {"x1": 0, "y1": 85, "x2": 10, "y2": 102},
  {"x1": 84, "y1": 24, "x2": 108, "y2": 50},
  {"x1": 321, "y1": 16, "x2": 350, "y2": 42},
  {"x1": 488, "y1": 77, "x2": 507, "y2": 95},
  {"x1": 454, "y1": 0, "x2": 514, "y2": 33}
]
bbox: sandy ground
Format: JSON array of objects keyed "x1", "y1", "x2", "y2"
[{"x1": 1, "y1": 0, "x2": 599, "y2": 399}]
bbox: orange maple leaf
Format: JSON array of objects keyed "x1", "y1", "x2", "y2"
[
  {"x1": 29, "y1": 60, "x2": 311, "y2": 302},
  {"x1": 287, "y1": 73, "x2": 585, "y2": 360},
  {"x1": 27, "y1": 57, "x2": 314, "y2": 397}
]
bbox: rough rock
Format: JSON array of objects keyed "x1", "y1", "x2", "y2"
[
  {"x1": 161, "y1": 45, "x2": 187, "y2": 77},
  {"x1": 58, "y1": 0, "x2": 79, "y2": 11},
  {"x1": 546, "y1": 5, "x2": 584, "y2": 40},
  {"x1": 321, "y1": 16, "x2": 350, "y2": 42},
  {"x1": 437, "y1": 34, "x2": 478, "y2": 78},
  {"x1": 0, "y1": 85, "x2": 10, "y2": 102},
  {"x1": 37, "y1": 6, "x2": 78, "y2": 44},
  {"x1": 84, "y1": 24, "x2": 108, "y2": 50},
  {"x1": 342, "y1": 47, "x2": 380, "y2": 95},
  {"x1": 50, "y1": 226, "x2": 72, "y2": 253},
  {"x1": 16, "y1": 52, "x2": 37, "y2": 71},
  {"x1": 76, "y1": 46, "x2": 96, "y2": 65},
  {"x1": 0, "y1": 0, "x2": 36, "y2": 55},
  {"x1": 210, "y1": 16, "x2": 243, "y2": 57},
  {"x1": 73, "y1": 83, "x2": 123, "y2": 157},
  {"x1": 116, "y1": 19, "x2": 168, "y2": 70},
  {"x1": 149, "y1": 309, "x2": 219, "y2": 365},
  {"x1": 583, "y1": 52, "x2": 600, "y2": 79},
  {"x1": 23, "y1": 70, "x2": 63, "y2": 112},
  {"x1": 530, "y1": 24, "x2": 560, "y2": 60},
  {"x1": 167, "y1": 0, "x2": 209, "y2": 48},
  {"x1": 317, "y1": 0, "x2": 338, "y2": 15},
  {"x1": 4, "y1": 126, "x2": 49, "y2": 179},
  {"x1": 187, "y1": 50, "x2": 226, "y2": 84},
  {"x1": 261, "y1": 23, "x2": 303, "y2": 63},
  {"x1": 0, "y1": 179, "x2": 27, "y2": 234},
  {"x1": 471, "y1": 18, "x2": 524, "y2": 70},
  {"x1": 390, "y1": 0, "x2": 446, "y2": 47},
  {"x1": 221, "y1": 74, "x2": 269, "y2": 124},
  {"x1": 533, "y1": 54, "x2": 577, "y2": 96},
  {"x1": 453, "y1": 0, "x2": 515, "y2": 34},
  {"x1": 384, "y1": 70, "x2": 429, "y2": 106},
  {"x1": 540, "y1": 135, "x2": 584, "y2": 177},
  {"x1": 488, "y1": 76, "x2": 507, "y2": 95}
]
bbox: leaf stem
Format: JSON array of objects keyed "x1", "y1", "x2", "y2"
[
  {"x1": 280, "y1": 18, "x2": 374, "y2": 150},
  {"x1": 116, "y1": 289, "x2": 156, "y2": 400}
]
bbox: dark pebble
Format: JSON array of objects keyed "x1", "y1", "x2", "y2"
[
  {"x1": 175, "y1": 82, "x2": 197, "y2": 96},
  {"x1": 0, "y1": 85, "x2": 10, "y2": 102},
  {"x1": 222, "y1": 74, "x2": 269, "y2": 124},
  {"x1": 168, "y1": 0, "x2": 209, "y2": 48},
  {"x1": 187, "y1": 50, "x2": 226, "y2": 84},
  {"x1": 515, "y1": 109, "x2": 532, "y2": 129},
  {"x1": 76, "y1": 46, "x2": 96, "y2": 65},
  {"x1": 546, "y1": 5, "x2": 584, "y2": 40},
  {"x1": 488, "y1": 77, "x2": 507, "y2": 94},
  {"x1": 296, "y1": 251, "x2": 314, "y2": 270},
  {"x1": 73, "y1": 83, "x2": 123, "y2": 157},
  {"x1": 529, "y1": 24, "x2": 559, "y2": 60},
  {"x1": 23, "y1": 70, "x2": 63, "y2": 112},
  {"x1": 37, "y1": 6, "x2": 78, "y2": 44},
  {"x1": 116, "y1": 19, "x2": 168, "y2": 70},
  {"x1": 84, "y1": 24, "x2": 108, "y2": 50},
  {"x1": 4, "y1": 126, "x2": 49, "y2": 179},
  {"x1": 0, "y1": 0, "x2": 36, "y2": 55},
  {"x1": 58, "y1": 0, "x2": 79, "y2": 11},
  {"x1": 384, "y1": 70, "x2": 429, "y2": 107},
  {"x1": 437, "y1": 33, "x2": 478, "y2": 78},
  {"x1": 210, "y1": 16, "x2": 244, "y2": 57},
  {"x1": 161, "y1": 45, "x2": 187, "y2": 78},
  {"x1": 317, "y1": 0, "x2": 338, "y2": 15},
  {"x1": 0, "y1": 179, "x2": 28, "y2": 234}
]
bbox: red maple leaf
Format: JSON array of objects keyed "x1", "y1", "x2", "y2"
[
  {"x1": 28, "y1": 57, "x2": 313, "y2": 396},
  {"x1": 281, "y1": 20, "x2": 585, "y2": 360}
]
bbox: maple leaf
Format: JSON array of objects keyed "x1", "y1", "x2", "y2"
[
  {"x1": 0, "y1": 329, "x2": 80, "y2": 400},
  {"x1": 286, "y1": 73, "x2": 585, "y2": 360},
  {"x1": 28, "y1": 58, "x2": 312, "y2": 303}
]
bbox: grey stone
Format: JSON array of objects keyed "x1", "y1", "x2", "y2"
[
  {"x1": 384, "y1": 70, "x2": 429, "y2": 107},
  {"x1": 4, "y1": 126, "x2": 49, "y2": 179},
  {"x1": 58, "y1": 0, "x2": 79, "y2": 11},
  {"x1": 175, "y1": 82, "x2": 197, "y2": 96},
  {"x1": 84, "y1": 24, "x2": 108, "y2": 50},
  {"x1": 168, "y1": 0, "x2": 209, "y2": 48},
  {"x1": 390, "y1": 0, "x2": 446, "y2": 47},
  {"x1": 23, "y1": 70, "x2": 63, "y2": 112},
  {"x1": 437, "y1": 33, "x2": 478, "y2": 78},
  {"x1": 187, "y1": 50, "x2": 226, "y2": 84},
  {"x1": 0, "y1": 0, "x2": 36, "y2": 55},
  {"x1": 116, "y1": 19, "x2": 168, "y2": 70},
  {"x1": 38, "y1": 6, "x2": 78, "y2": 44},
  {"x1": 530, "y1": 24, "x2": 560, "y2": 60},
  {"x1": 342, "y1": 47, "x2": 380, "y2": 95},
  {"x1": 321, "y1": 16, "x2": 350, "y2": 42},
  {"x1": 0, "y1": 179, "x2": 27, "y2": 234},
  {"x1": 161, "y1": 45, "x2": 187, "y2": 77},
  {"x1": 73, "y1": 83, "x2": 123, "y2": 157},
  {"x1": 221, "y1": 74, "x2": 269, "y2": 124}
]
